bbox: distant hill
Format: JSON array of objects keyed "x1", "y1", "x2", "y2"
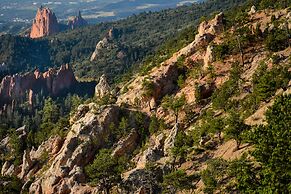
[{"x1": 0, "y1": 0, "x2": 204, "y2": 24}]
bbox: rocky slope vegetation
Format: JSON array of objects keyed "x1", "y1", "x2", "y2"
[{"x1": 0, "y1": 1, "x2": 290, "y2": 194}]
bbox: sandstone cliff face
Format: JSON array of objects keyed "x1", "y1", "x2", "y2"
[
  {"x1": 30, "y1": 7, "x2": 59, "y2": 39},
  {"x1": 67, "y1": 11, "x2": 88, "y2": 30},
  {"x1": 0, "y1": 64, "x2": 77, "y2": 107}
]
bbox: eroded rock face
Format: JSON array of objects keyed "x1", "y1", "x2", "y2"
[
  {"x1": 117, "y1": 62, "x2": 179, "y2": 110},
  {"x1": 67, "y1": 11, "x2": 88, "y2": 30},
  {"x1": 112, "y1": 129, "x2": 139, "y2": 157},
  {"x1": 29, "y1": 105, "x2": 120, "y2": 194},
  {"x1": 30, "y1": 6, "x2": 59, "y2": 39},
  {"x1": 0, "y1": 64, "x2": 77, "y2": 108},
  {"x1": 194, "y1": 12, "x2": 224, "y2": 48},
  {"x1": 95, "y1": 74, "x2": 111, "y2": 99},
  {"x1": 90, "y1": 37, "x2": 109, "y2": 61}
]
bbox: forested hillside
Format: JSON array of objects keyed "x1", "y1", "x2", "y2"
[{"x1": 0, "y1": 0, "x2": 247, "y2": 81}]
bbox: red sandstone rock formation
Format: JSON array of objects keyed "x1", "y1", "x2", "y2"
[
  {"x1": 30, "y1": 6, "x2": 59, "y2": 39},
  {"x1": 0, "y1": 64, "x2": 77, "y2": 107},
  {"x1": 67, "y1": 11, "x2": 88, "y2": 30}
]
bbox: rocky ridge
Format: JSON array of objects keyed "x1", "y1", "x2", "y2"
[
  {"x1": 0, "y1": 64, "x2": 77, "y2": 109},
  {"x1": 90, "y1": 28, "x2": 120, "y2": 62}
]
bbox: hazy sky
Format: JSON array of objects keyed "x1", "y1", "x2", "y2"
[{"x1": 0, "y1": 0, "x2": 199, "y2": 23}]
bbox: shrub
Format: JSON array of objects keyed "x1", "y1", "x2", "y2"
[
  {"x1": 265, "y1": 29, "x2": 289, "y2": 52},
  {"x1": 85, "y1": 149, "x2": 127, "y2": 193},
  {"x1": 0, "y1": 176, "x2": 23, "y2": 194},
  {"x1": 162, "y1": 170, "x2": 198, "y2": 193},
  {"x1": 201, "y1": 159, "x2": 228, "y2": 193},
  {"x1": 232, "y1": 94, "x2": 291, "y2": 193}
]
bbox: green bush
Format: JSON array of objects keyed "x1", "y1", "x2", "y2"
[
  {"x1": 162, "y1": 170, "x2": 198, "y2": 193},
  {"x1": 211, "y1": 63, "x2": 241, "y2": 110},
  {"x1": 265, "y1": 29, "x2": 289, "y2": 52},
  {"x1": 213, "y1": 44, "x2": 230, "y2": 61},
  {"x1": 252, "y1": 63, "x2": 290, "y2": 102},
  {"x1": 85, "y1": 149, "x2": 127, "y2": 193},
  {"x1": 0, "y1": 176, "x2": 23, "y2": 194},
  {"x1": 201, "y1": 159, "x2": 228, "y2": 193},
  {"x1": 172, "y1": 131, "x2": 193, "y2": 160}
]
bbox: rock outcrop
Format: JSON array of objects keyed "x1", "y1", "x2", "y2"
[
  {"x1": 90, "y1": 28, "x2": 119, "y2": 61},
  {"x1": 29, "y1": 105, "x2": 120, "y2": 194},
  {"x1": 67, "y1": 11, "x2": 88, "y2": 30},
  {"x1": 95, "y1": 74, "x2": 111, "y2": 98},
  {"x1": 30, "y1": 6, "x2": 59, "y2": 39},
  {"x1": 116, "y1": 12, "x2": 225, "y2": 110},
  {"x1": 112, "y1": 129, "x2": 139, "y2": 157},
  {"x1": 0, "y1": 64, "x2": 77, "y2": 108}
]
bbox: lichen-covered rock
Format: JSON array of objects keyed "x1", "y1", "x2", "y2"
[{"x1": 164, "y1": 124, "x2": 178, "y2": 156}]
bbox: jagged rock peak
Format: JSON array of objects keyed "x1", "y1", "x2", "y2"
[
  {"x1": 30, "y1": 6, "x2": 59, "y2": 39},
  {"x1": 0, "y1": 64, "x2": 77, "y2": 108},
  {"x1": 67, "y1": 11, "x2": 88, "y2": 30}
]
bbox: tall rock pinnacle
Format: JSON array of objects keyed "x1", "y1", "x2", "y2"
[
  {"x1": 67, "y1": 11, "x2": 88, "y2": 30},
  {"x1": 30, "y1": 7, "x2": 59, "y2": 39}
]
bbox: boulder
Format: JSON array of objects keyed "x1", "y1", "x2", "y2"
[
  {"x1": 136, "y1": 133, "x2": 165, "y2": 168},
  {"x1": 249, "y1": 6, "x2": 256, "y2": 15},
  {"x1": 1, "y1": 161, "x2": 21, "y2": 176},
  {"x1": 203, "y1": 45, "x2": 214, "y2": 70},
  {"x1": 20, "y1": 150, "x2": 33, "y2": 179}
]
